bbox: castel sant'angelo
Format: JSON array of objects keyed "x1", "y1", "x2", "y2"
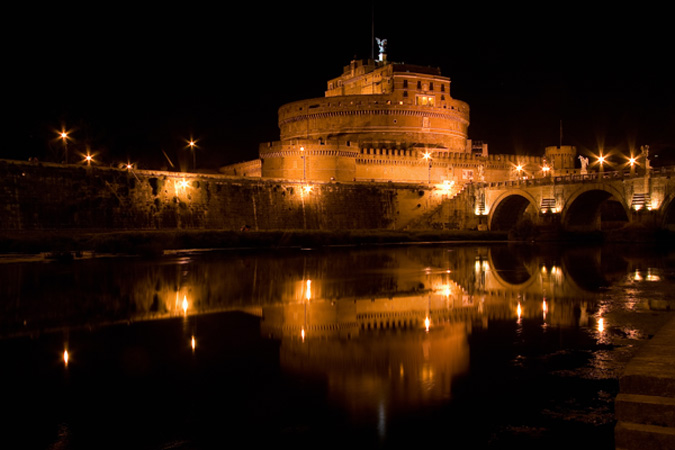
[{"x1": 221, "y1": 41, "x2": 578, "y2": 186}]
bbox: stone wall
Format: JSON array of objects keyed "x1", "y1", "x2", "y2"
[{"x1": 0, "y1": 159, "x2": 475, "y2": 232}]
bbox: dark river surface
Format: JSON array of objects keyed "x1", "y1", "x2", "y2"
[{"x1": 1, "y1": 242, "x2": 674, "y2": 449}]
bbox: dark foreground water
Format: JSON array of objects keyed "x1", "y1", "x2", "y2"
[{"x1": 1, "y1": 242, "x2": 674, "y2": 449}]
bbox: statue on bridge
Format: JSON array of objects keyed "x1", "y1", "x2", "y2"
[
  {"x1": 641, "y1": 145, "x2": 651, "y2": 171},
  {"x1": 578, "y1": 155, "x2": 589, "y2": 174}
]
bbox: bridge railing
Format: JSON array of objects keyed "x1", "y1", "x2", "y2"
[{"x1": 483, "y1": 166, "x2": 675, "y2": 189}]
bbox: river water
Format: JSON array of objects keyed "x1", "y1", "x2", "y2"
[{"x1": 1, "y1": 242, "x2": 674, "y2": 449}]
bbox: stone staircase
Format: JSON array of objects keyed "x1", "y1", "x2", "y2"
[{"x1": 615, "y1": 315, "x2": 675, "y2": 449}]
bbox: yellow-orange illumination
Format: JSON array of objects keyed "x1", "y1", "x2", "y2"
[
  {"x1": 178, "y1": 179, "x2": 190, "y2": 189},
  {"x1": 542, "y1": 300, "x2": 548, "y2": 319},
  {"x1": 63, "y1": 349, "x2": 69, "y2": 367},
  {"x1": 303, "y1": 185, "x2": 313, "y2": 193},
  {"x1": 598, "y1": 155, "x2": 605, "y2": 164},
  {"x1": 191, "y1": 335, "x2": 196, "y2": 351},
  {"x1": 305, "y1": 280, "x2": 312, "y2": 300},
  {"x1": 182, "y1": 295, "x2": 189, "y2": 314},
  {"x1": 423, "y1": 151, "x2": 431, "y2": 160},
  {"x1": 598, "y1": 318, "x2": 604, "y2": 332},
  {"x1": 301, "y1": 328, "x2": 306, "y2": 341},
  {"x1": 424, "y1": 316, "x2": 430, "y2": 332},
  {"x1": 629, "y1": 156, "x2": 636, "y2": 166},
  {"x1": 517, "y1": 303, "x2": 522, "y2": 319},
  {"x1": 516, "y1": 164, "x2": 523, "y2": 171}
]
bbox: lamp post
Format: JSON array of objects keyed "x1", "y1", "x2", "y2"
[
  {"x1": 423, "y1": 151, "x2": 432, "y2": 184},
  {"x1": 629, "y1": 155, "x2": 636, "y2": 176},
  {"x1": 188, "y1": 140, "x2": 196, "y2": 172},
  {"x1": 516, "y1": 164, "x2": 523, "y2": 180},
  {"x1": 60, "y1": 131, "x2": 69, "y2": 164},
  {"x1": 598, "y1": 155, "x2": 605, "y2": 173}
]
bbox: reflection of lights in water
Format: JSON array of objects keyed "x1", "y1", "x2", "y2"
[
  {"x1": 63, "y1": 349, "x2": 69, "y2": 367},
  {"x1": 182, "y1": 295, "x2": 189, "y2": 314},
  {"x1": 542, "y1": 299, "x2": 548, "y2": 319},
  {"x1": 377, "y1": 402, "x2": 387, "y2": 442},
  {"x1": 598, "y1": 318, "x2": 605, "y2": 333},
  {"x1": 305, "y1": 280, "x2": 312, "y2": 300},
  {"x1": 424, "y1": 316, "x2": 430, "y2": 332},
  {"x1": 191, "y1": 335, "x2": 196, "y2": 352},
  {"x1": 646, "y1": 269, "x2": 660, "y2": 282},
  {"x1": 517, "y1": 303, "x2": 522, "y2": 320},
  {"x1": 301, "y1": 328, "x2": 305, "y2": 342}
]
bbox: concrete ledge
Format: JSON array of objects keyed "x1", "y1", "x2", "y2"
[
  {"x1": 619, "y1": 314, "x2": 675, "y2": 398},
  {"x1": 616, "y1": 393, "x2": 675, "y2": 427},
  {"x1": 615, "y1": 314, "x2": 675, "y2": 449},
  {"x1": 615, "y1": 421, "x2": 675, "y2": 450}
]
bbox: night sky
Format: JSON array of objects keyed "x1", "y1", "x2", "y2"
[{"x1": 4, "y1": 4, "x2": 674, "y2": 172}]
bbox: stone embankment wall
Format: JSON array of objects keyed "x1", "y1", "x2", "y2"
[{"x1": 0, "y1": 160, "x2": 476, "y2": 232}]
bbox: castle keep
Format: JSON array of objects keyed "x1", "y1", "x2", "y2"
[{"x1": 223, "y1": 49, "x2": 577, "y2": 185}]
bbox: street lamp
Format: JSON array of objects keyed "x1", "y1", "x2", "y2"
[
  {"x1": 59, "y1": 130, "x2": 69, "y2": 164},
  {"x1": 597, "y1": 154, "x2": 605, "y2": 173},
  {"x1": 628, "y1": 154, "x2": 637, "y2": 175},
  {"x1": 187, "y1": 139, "x2": 197, "y2": 172},
  {"x1": 422, "y1": 151, "x2": 432, "y2": 183}
]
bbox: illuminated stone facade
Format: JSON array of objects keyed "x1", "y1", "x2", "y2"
[
  {"x1": 222, "y1": 56, "x2": 586, "y2": 186},
  {"x1": 254, "y1": 57, "x2": 530, "y2": 184}
]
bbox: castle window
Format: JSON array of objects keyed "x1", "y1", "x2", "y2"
[
  {"x1": 416, "y1": 95, "x2": 435, "y2": 106},
  {"x1": 403, "y1": 80, "x2": 408, "y2": 88},
  {"x1": 417, "y1": 81, "x2": 422, "y2": 89},
  {"x1": 429, "y1": 82, "x2": 434, "y2": 91},
  {"x1": 441, "y1": 84, "x2": 446, "y2": 92}
]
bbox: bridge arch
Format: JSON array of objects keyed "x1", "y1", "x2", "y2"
[
  {"x1": 488, "y1": 190, "x2": 539, "y2": 231},
  {"x1": 561, "y1": 184, "x2": 630, "y2": 232}
]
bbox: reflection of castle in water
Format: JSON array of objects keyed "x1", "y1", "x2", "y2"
[
  {"x1": 251, "y1": 245, "x2": 624, "y2": 420},
  {"x1": 259, "y1": 245, "x2": 615, "y2": 342}
]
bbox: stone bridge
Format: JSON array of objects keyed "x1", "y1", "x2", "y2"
[{"x1": 475, "y1": 167, "x2": 675, "y2": 232}]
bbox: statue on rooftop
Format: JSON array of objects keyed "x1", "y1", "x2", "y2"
[{"x1": 578, "y1": 155, "x2": 589, "y2": 174}]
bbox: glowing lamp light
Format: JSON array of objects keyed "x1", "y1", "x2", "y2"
[
  {"x1": 598, "y1": 318, "x2": 605, "y2": 333},
  {"x1": 301, "y1": 328, "x2": 306, "y2": 341},
  {"x1": 629, "y1": 156, "x2": 636, "y2": 166},
  {"x1": 63, "y1": 349, "x2": 69, "y2": 367},
  {"x1": 182, "y1": 295, "x2": 189, "y2": 314},
  {"x1": 305, "y1": 279, "x2": 312, "y2": 300},
  {"x1": 191, "y1": 335, "x2": 196, "y2": 352},
  {"x1": 517, "y1": 303, "x2": 522, "y2": 319},
  {"x1": 303, "y1": 185, "x2": 313, "y2": 194},
  {"x1": 424, "y1": 316, "x2": 430, "y2": 332}
]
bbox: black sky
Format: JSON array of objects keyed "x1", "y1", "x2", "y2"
[{"x1": 4, "y1": 4, "x2": 674, "y2": 171}]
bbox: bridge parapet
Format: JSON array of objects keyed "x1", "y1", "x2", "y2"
[{"x1": 478, "y1": 166, "x2": 675, "y2": 233}]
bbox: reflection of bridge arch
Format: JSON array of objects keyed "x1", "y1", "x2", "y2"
[
  {"x1": 562, "y1": 185, "x2": 630, "y2": 231},
  {"x1": 488, "y1": 190, "x2": 538, "y2": 231},
  {"x1": 486, "y1": 245, "x2": 536, "y2": 289}
]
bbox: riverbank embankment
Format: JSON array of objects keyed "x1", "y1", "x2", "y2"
[
  {"x1": 0, "y1": 229, "x2": 509, "y2": 257},
  {"x1": 615, "y1": 314, "x2": 675, "y2": 449}
]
